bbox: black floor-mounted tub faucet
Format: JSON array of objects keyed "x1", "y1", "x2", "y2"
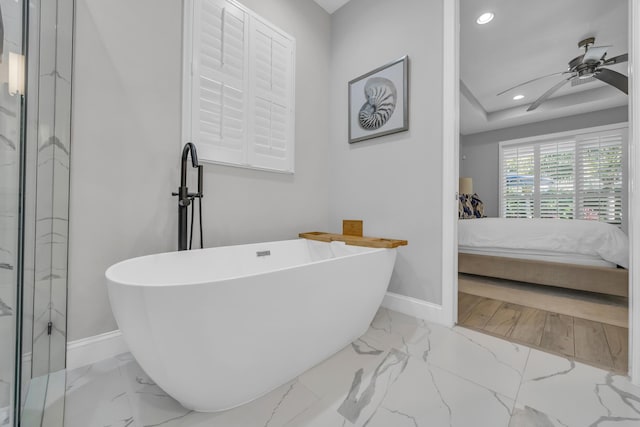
[{"x1": 173, "y1": 142, "x2": 203, "y2": 251}]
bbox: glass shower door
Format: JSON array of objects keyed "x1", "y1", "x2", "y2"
[{"x1": 0, "y1": 0, "x2": 26, "y2": 425}]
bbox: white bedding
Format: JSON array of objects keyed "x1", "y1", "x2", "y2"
[{"x1": 458, "y1": 218, "x2": 629, "y2": 269}]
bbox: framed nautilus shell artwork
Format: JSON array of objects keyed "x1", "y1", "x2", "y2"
[{"x1": 348, "y1": 55, "x2": 409, "y2": 144}]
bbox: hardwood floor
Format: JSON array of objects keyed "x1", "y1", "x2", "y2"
[
  {"x1": 458, "y1": 292, "x2": 629, "y2": 373},
  {"x1": 459, "y1": 274, "x2": 628, "y2": 327}
]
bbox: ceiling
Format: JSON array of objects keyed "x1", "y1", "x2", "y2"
[
  {"x1": 313, "y1": 0, "x2": 351, "y2": 14},
  {"x1": 461, "y1": 0, "x2": 628, "y2": 135},
  {"x1": 313, "y1": 0, "x2": 628, "y2": 134}
]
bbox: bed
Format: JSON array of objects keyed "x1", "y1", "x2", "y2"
[{"x1": 458, "y1": 218, "x2": 630, "y2": 297}]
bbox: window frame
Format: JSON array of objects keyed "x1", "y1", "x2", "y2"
[
  {"x1": 182, "y1": 0, "x2": 296, "y2": 174},
  {"x1": 498, "y1": 123, "x2": 628, "y2": 227}
]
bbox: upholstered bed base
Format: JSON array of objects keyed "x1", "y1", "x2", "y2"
[{"x1": 458, "y1": 253, "x2": 629, "y2": 298}]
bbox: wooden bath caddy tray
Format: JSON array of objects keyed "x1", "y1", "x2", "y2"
[{"x1": 299, "y1": 220, "x2": 407, "y2": 249}]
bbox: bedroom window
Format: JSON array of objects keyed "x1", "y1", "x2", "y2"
[
  {"x1": 182, "y1": 0, "x2": 296, "y2": 173},
  {"x1": 499, "y1": 124, "x2": 626, "y2": 225}
]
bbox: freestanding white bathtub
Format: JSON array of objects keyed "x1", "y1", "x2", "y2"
[{"x1": 106, "y1": 238, "x2": 397, "y2": 412}]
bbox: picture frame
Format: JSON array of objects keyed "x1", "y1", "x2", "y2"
[{"x1": 348, "y1": 55, "x2": 409, "y2": 144}]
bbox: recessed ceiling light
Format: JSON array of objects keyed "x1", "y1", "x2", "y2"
[
  {"x1": 513, "y1": 94, "x2": 525, "y2": 100},
  {"x1": 476, "y1": 12, "x2": 494, "y2": 25}
]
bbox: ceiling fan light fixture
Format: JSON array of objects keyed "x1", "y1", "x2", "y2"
[
  {"x1": 578, "y1": 69, "x2": 595, "y2": 80},
  {"x1": 513, "y1": 94, "x2": 525, "y2": 100},
  {"x1": 476, "y1": 12, "x2": 494, "y2": 25}
]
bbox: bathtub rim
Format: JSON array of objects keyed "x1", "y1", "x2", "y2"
[{"x1": 105, "y1": 238, "x2": 393, "y2": 288}]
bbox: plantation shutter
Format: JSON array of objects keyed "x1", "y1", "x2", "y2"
[
  {"x1": 501, "y1": 145, "x2": 535, "y2": 218},
  {"x1": 248, "y1": 19, "x2": 295, "y2": 172},
  {"x1": 539, "y1": 140, "x2": 575, "y2": 219},
  {"x1": 191, "y1": 0, "x2": 247, "y2": 165},
  {"x1": 186, "y1": 0, "x2": 295, "y2": 173},
  {"x1": 499, "y1": 125, "x2": 626, "y2": 226},
  {"x1": 576, "y1": 129, "x2": 625, "y2": 225}
]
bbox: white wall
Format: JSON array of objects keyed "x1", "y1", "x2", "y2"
[
  {"x1": 68, "y1": 0, "x2": 331, "y2": 341},
  {"x1": 329, "y1": 0, "x2": 445, "y2": 304},
  {"x1": 460, "y1": 106, "x2": 628, "y2": 218}
]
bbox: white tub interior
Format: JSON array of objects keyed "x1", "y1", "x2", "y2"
[{"x1": 106, "y1": 239, "x2": 381, "y2": 286}]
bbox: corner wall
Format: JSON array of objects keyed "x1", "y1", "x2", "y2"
[
  {"x1": 329, "y1": 0, "x2": 445, "y2": 304},
  {"x1": 68, "y1": 0, "x2": 331, "y2": 341}
]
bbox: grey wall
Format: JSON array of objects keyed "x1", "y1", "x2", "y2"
[
  {"x1": 68, "y1": 0, "x2": 331, "y2": 341},
  {"x1": 329, "y1": 0, "x2": 445, "y2": 304},
  {"x1": 460, "y1": 106, "x2": 628, "y2": 218}
]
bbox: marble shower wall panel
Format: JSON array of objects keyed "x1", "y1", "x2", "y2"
[
  {"x1": 21, "y1": 0, "x2": 42, "y2": 386},
  {"x1": 49, "y1": 0, "x2": 74, "y2": 374},
  {"x1": 0, "y1": 0, "x2": 25, "y2": 422},
  {"x1": 48, "y1": 278, "x2": 67, "y2": 372},
  {"x1": 32, "y1": 55, "x2": 56, "y2": 377},
  {"x1": 32, "y1": 189, "x2": 53, "y2": 378},
  {"x1": 31, "y1": 0, "x2": 58, "y2": 378},
  {"x1": 49, "y1": 201, "x2": 69, "y2": 374},
  {"x1": 0, "y1": 9, "x2": 22, "y2": 425},
  {"x1": 0, "y1": 318, "x2": 14, "y2": 426},
  {"x1": 30, "y1": 279, "x2": 51, "y2": 377},
  {"x1": 0, "y1": 88, "x2": 20, "y2": 274},
  {"x1": 56, "y1": 0, "x2": 74, "y2": 88},
  {"x1": 30, "y1": 0, "x2": 74, "y2": 378}
]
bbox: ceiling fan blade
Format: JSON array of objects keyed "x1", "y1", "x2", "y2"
[
  {"x1": 594, "y1": 68, "x2": 628, "y2": 94},
  {"x1": 583, "y1": 46, "x2": 610, "y2": 64},
  {"x1": 526, "y1": 78, "x2": 572, "y2": 111},
  {"x1": 497, "y1": 71, "x2": 570, "y2": 96},
  {"x1": 603, "y1": 53, "x2": 628, "y2": 65}
]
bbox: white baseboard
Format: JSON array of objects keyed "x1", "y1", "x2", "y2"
[
  {"x1": 382, "y1": 291, "x2": 454, "y2": 327},
  {"x1": 66, "y1": 330, "x2": 128, "y2": 371}
]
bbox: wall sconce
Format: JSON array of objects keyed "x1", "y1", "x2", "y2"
[
  {"x1": 9, "y1": 52, "x2": 25, "y2": 96},
  {"x1": 459, "y1": 177, "x2": 473, "y2": 195}
]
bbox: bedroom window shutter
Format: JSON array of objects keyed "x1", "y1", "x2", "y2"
[
  {"x1": 186, "y1": 0, "x2": 295, "y2": 173},
  {"x1": 499, "y1": 124, "x2": 626, "y2": 226},
  {"x1": 576, "y1": 129, "x2": 625, "y2": 225},
  {"x1": 539, "y1": 140, "x2": 575, "y2": 219},
  {"x1": 501, "y1": 145, "x2": 535, "y2": 218}
]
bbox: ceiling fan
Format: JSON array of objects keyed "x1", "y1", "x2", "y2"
[{"x1": 497, "y1": 37, "x2": 628, "y2": 112}]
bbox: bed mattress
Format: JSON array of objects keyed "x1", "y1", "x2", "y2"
[{"x1": 458, "y1": 218, "x2": 629, "y2": 268}]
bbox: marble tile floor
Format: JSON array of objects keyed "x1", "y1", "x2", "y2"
[{"x1": 64, "y1": 308, "x2": 640, "y2": 427}]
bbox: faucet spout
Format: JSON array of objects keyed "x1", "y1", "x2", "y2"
[{"x1": 181, "y1": 142, "x2": 199, "y2": 187}]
